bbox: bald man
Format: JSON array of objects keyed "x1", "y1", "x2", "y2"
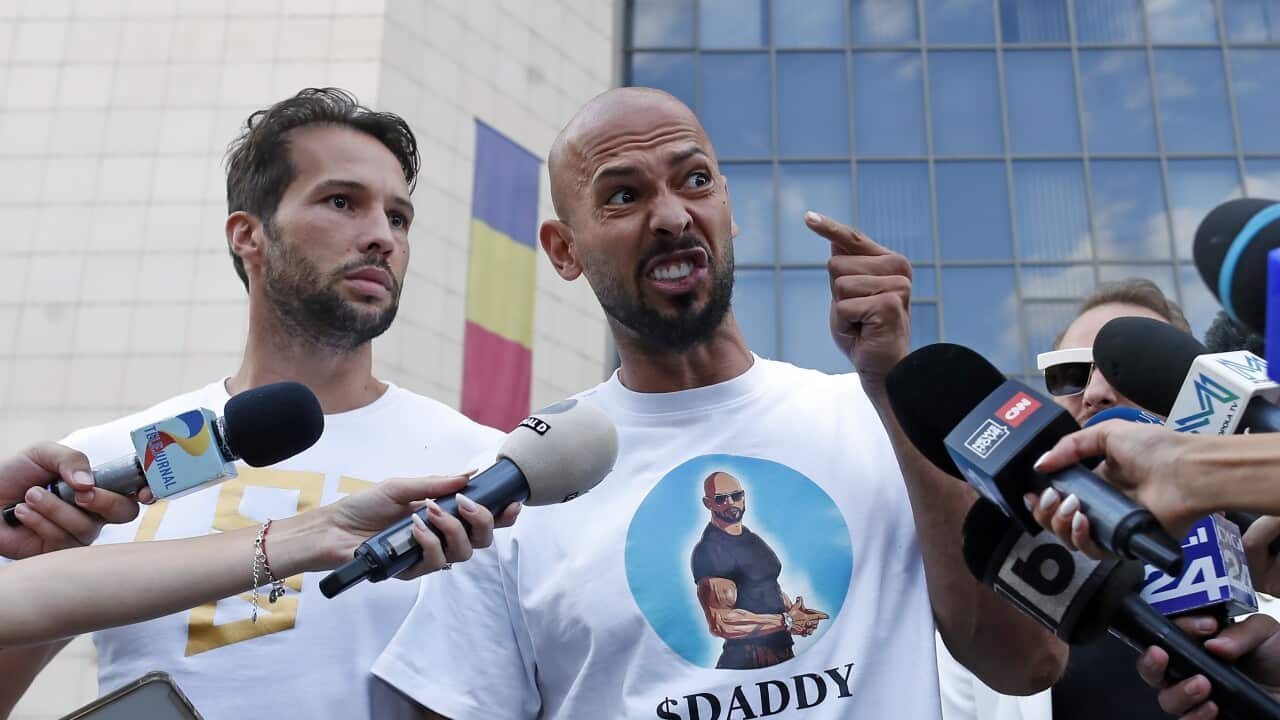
[{"x1": 373, "y1": 88, "x2": 1065, "y2": 720}]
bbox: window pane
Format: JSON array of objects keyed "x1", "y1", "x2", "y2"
[
  {"x1": 914, "y1": 265, "x2": 938, "y2": 299},
  {"x1": 911, "y1": 302, "x2": 939, "y2": 350},
  {"x1": 630, "y1": 0, "x2": 695, "y2": 48},
  {"x1": 1231, "y1": 50, "x2": 1280, "y2": 154},
  {"x1": 853, "y1": 52, "x2": 926, "y2": 156},
  {"x1": 723, "y1": 163, "x2": 775, "y2": 265},
  {"x1": 852, "y1": 0, "x2": 919, "y2": 44},
  {"x1": 733, "y1": 269, "x2": 778, "y2": 358},
  {"x1": 924, "y1": 0, "x2": 995, "y2": 43},
  {"x1": 1167, "y1": 159, "x2": 1242, "y2": 260},
  {"x1": 699, "y1": 54, "x2": 771, "y2": 158},
  {"x1": 1224, "y1": 0, "x2": 1280, "y2": 42},
  {"x1": 778, "y1": 162, "x2": 853, "y2": 264},
  {"x1": 1014, "y1": 161, "x2": 1091, "y2": 262},
  {"x1": 857, "y1": 162, "x2": 933, "y2": 261},
  {"x1": 1005, "y1": 50, "x2": 1080, "y2": 155},
  {"x1": 1154, "y1": 49, "x2": 1234, "y2": 153},
  {"x1": 1024, "y1": 302, "x2": 1079, "y2": 358},
  {"x1": 1245, "y1": 158, "x2": 1280, "y2": 197},
  {"x1": 780, "y1": 269, "x2": 851, "y2": 374},
  {"x1": 699, "y1": 0, "x2": 768, "y2": 49},
  {"x1": 1022, "y1": 265, "x2": 1095, "y2": 299},
  {"x1": 1097, "y1": 265, "x2": 1177, "y2": 300},
  {"x1": 1079, "y1": 50, "x2": 1158, "y2": 154},
  {"x1": 774, "y1": 0, "x2": 845, "y2": 47},
  {"x1": 1178, "y1": 264, "x2": 1220, "y2": 338},
  {"x1": 929, "y1": 51, "x2": 1002, "y2": 156},
  {"x1": 1074, "y1": 0, "x2": 1144, "y2": 42},
  {"x1": 777, "y1": 53, "x2": 850, "y2": 157},
  {"x1": 1147, "y1": 0, "x2": 1220, "y2": 43},
  {"x1": 1000, "y1": 0, "x2": 1069, "y2": 42},
  {"x1": 629, "y1": 53, "x2": 695, "y2": 110},
  {"x1": 936, "y1": 162, "x2": 1012, "y2": 261},
  {"x1": 1090, "y1": 160, "x2": 1171, "y2": 260},
  {"x1": 942, "y1": 267, "x2": 1022, "y2": 373}
]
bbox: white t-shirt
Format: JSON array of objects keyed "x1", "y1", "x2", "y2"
[
  {"x1": 373, "y1": 356, "x2": 942, "y2": 719},
  {"x1": 63, "y1": 380, "x2": 502, "y2": 720}
]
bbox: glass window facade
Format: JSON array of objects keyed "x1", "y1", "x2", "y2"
[{"x1": 625, "y1": 0, "x2": 1279, "y2": 378}]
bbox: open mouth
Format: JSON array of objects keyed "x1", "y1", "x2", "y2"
[{"x1": 643, "y1": 248, "x2": 710, "y2": 294}]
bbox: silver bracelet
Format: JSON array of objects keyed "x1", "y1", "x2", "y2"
[{"x1": 251, "y1": 519, "x2": 286, "y2": 623}]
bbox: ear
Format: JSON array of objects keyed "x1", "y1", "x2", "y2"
[
  {"x1": 226, "y1": 211, "x2": 266, "y2": 284},
  {"x1": 702, "y1": 497, "x2": 712, "y2": 510},
  {"x1": 540, "y1": 219, "x2": 583, "y2": 281}
]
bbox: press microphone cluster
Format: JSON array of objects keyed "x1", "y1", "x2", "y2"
[
  {"x1": 2, "y1": 382, "x2": 325, "y2": 527},
  {"x1": 319, "y1": 398, "x2": 619, "y2": 598},
  {"x1": 886, "y1": 343, "x2": 1184, "y2": 576}
]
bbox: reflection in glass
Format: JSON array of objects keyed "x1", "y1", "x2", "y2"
[
  {"x1": 1074, "y1": 0, "x2": 1144, "y2": 43},
  {"x1": 630, "y1": 0, "x2": 695, "y2": 48},
  {"x1": 942, "y1": 267, "x2": 1022, "y2": 373},
  {"x1": 1224, "y1": 0, "x2": 1280, "y2": 42},
  {"x1": 777, "y1": 53, "x2": 850, "y2": 157},
  {"x1": 1147, "y1": 0, "x2": 1219, "y2": 43},
  {"x1": 1090, "y1": 160, "x2": 1171, "y2": 260},
  {"x1": 723, "y1": 163, "x2": 775, "y2": 265},
  {"x1": 1154, "y1": 49, "x2": 1234, "y2": 154},
  {"x1": 1014, "y1": 161, "x2": 1091, "y2": 262},
  {"x1": 924, "y1": 0, "x2": 995, "y2": 43},
  {"x1": 1024, "y1": 302, "x2": 1079, "y2": 358},
  {"x1": 1230, "y1": 50, "x2": 1280, "y2": 154},
  {"x1": 1178, "y1": 264, "x2": 1220, "y2": 338},
  {"x1": 774, "y1": 0, "x2": 844, "y2": 47},
  {"x1": 733, "y1": 269, "x2": 778, "y2": 358},
  {"x1": 853, "y1": 52, "x2": 926, "y2": 156},
  {"x1": 699, "y1": 0, "x2": 768, "y2": 49},
  {"x1": 1098, "y1": 265, "x2": 1177, "y2": 300},
  {"x1": 1167, "y1": 160, "x2": 1242, "y2": 260},
  {"x1": 699, "y1": 54, "x2": 771, "y2": 158},
  {"x1": 781, "y1": 269, "x2": 852, "y2": 374},
  {"x1": 929, "y1": 51, "x2": 1002, "y2": 156},
  {"x1": 1079, "y1": 50, "x2": 1157, "y2": 154},
  {"x1": 1005, "y1": 51, "x2": 1080, "y2": 155},
  {"x1": 1021, "y1": 266, "x2": 1095, "y2": 299},
  {"x1": 778, "y1": 163, "x2": 853, "y2": 264},
  {"x1": 857, "y1": 162, "x2": 933, "y2": 261},
  {"x1": 852, "y1": 0, "x2": 919, "y2": 43},
  {"x1": 911, "y1": 303, "x2": 939, "y2": 351},
  {"x1": 1245, "y1": 158, "x2": 1280, "y2": 198},
  {"x1": 629, "y1": 53, "x2": 695, "y2": 110},
  {"x1": 936, "y1": 162, "x2": 1012, "y2": 261},
  {"x1": 999, "y1": 0, "x2": 1069, "y2": 42}
]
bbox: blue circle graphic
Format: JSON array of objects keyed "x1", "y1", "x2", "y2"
[{"x1": 624, "y1": 454, "x2": 852, "y2": 669}]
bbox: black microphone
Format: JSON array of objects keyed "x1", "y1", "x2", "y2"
[
  {"x1": 3, "y1": 382, "x2": 325, "y2": 527},
  {"x1": 887, "y1": 343, "x2": 1183, "y2": 576},
  {"x1": 1093, "y1": 316, "x2": 1280, "y2": 434},
  {"x1": 964, "y1": 498, "x2": 1280, "y2": 720},
  {"x1": 319, "y1": 398, "x2": 618, "y2": 598},
  {"x1": 1194, "y1": 197, "x2": 1280, "y2": 334}
]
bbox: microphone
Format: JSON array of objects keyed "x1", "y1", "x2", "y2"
[
  {"x1": 964, "y1": 499, "x2": 1280, "y2": 720},
  {"x1": 1083, "y1": 406, "x2": 1163, "y2": 428},
  {"x1": 1193, "y1": 197, "x2": 1280, "y2": 335},
  {"x1": 1093, "y1": 316, "x2": 1280, "y2": 434},
  {"x1": 886, "y1": 343, "x2": 1184, "y2": 576},
  {"x1": 319, "y1": 398, "x2": 618, "y2": 598},
  {"x1": 2, "y1": 382, "x2": 325, "y2": 527}
]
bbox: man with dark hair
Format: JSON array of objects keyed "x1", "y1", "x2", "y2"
[
  {"x1": 0, "y1": 88, "x2": 516, "y2": 719},
  {"x1": 1204, "y1": 309, "x2": 1266, "y2": 355}
]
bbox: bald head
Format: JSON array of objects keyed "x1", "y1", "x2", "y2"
[
  {"x1": 703, "y1": 471, "x2": 742, "y2": 498},
  {"x1": 548, "y1": 87, "x2": 712, "y2": 221}
]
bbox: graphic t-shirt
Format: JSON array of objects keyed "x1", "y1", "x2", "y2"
[
  {"x1": 690, "y1": 523, "x2": 792, "y2": 658},
  {"x1": 63, "y1": 380, "x2": 502, "y2": 720},
  {"x1": 374, "y1": 356, "x2": 943, "y2": 719}
]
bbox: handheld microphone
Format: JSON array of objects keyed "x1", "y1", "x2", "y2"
[
  {"x1": 1093, "y1": 316, "x2": 1280, "y2": 434},
  {"x1": 1194, "y1": 197, "x2": 1280, "y2": 335},
  {"x1": 964, "y1": 499, "x2": 1280, "y2": 720},
  {"x1": 1083, "y1": 406, "x2": 1163, "y2": 428},
  {"x1": 319, "y1": 398, "x2": 618, "y2": 598},
  {"x1": 2, "y1": 382, "x2": 325, "y2": 527},
  {"x1": 887, "y1": 343, "x2": 1184, "y2": 576}
]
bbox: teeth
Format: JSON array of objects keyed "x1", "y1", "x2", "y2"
[{"x1": 651, "y1": 261, "x2": 693, "y2": 281}]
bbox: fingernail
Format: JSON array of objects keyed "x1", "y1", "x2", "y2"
[
  {"x1": 411, "y1": 513, "x2": 428, "y2": 532},
  {"x1": 1071, "y1": 512, "x2": 1086, "y2": 532},
  {"x1": 805, "y1": 211, "x2": 823, "y2": 224},
  {"x1": 73, "y1": 470, "x2": 94, "y2": 487},
  {"x1": 455, "y1": 493, "x2": 479, "y2": 514},
  {"x1": 1023, "y1": 494, "x2": 1036, "y2": 512},
  {"x1": 13, "y1": 503, "x2": 28, "y2": 518},
  {"x1": 1056, "y1": 494, "x2": 1080, "y2": 519},
  {"x1": 25, "y1": 486, "x2": 43, "y2": 502},
  {"x1": 1186, "y1": 678, "x2": 1205, "y2": 697},
  {"x1": 75, "y1": 489, "x2": 94, "y2": 505},
  {"x1": 1038, "y1": 488, "x2": 1059, "y2": 512},
  {"x1": 1196, "y1": 618, "x2": 1216, "y2": 633},
  {"x1": 424, "y1": 498, "x2": 444, "y2": 517},
  {"x1": 1033, "y1": 451, "x2": 1050, "y2": 471}
]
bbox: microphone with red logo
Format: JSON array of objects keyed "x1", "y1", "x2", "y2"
[{"x1": 887, "y1": 343, "x2": 1184, "y2": 576}]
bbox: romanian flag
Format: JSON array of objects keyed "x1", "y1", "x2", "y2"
[{"x1": 461, "y1": 121, "x2": 540, "y2": 431}]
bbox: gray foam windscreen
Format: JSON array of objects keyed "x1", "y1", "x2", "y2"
[{"x1": 498, "y1": 398, "x2": 619, "y2": 506}]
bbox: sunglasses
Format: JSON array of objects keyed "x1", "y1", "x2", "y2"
[
  {"x1": 1036, "y1": 346, "x2": 1094, "y2": 397},
  {"x1": 712, "y1": 490, "x2": 745, "y2": 505}
]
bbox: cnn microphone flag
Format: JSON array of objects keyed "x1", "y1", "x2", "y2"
[{"x1": 461, "y1": 121, "x2": 540, "y2": 431}]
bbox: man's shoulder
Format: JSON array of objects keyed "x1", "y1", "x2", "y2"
[
  {"x1": 62, "y1": 382, "x2": 225, "y2": 461},
  {"x1": 389, "y1": 386, "x2": 505, "y2": 443}
]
